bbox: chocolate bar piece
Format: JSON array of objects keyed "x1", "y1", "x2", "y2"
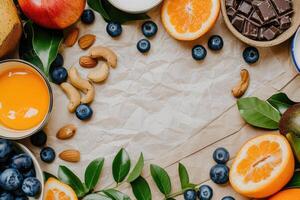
[
  {"x1": 227, "y1": 7, "x2": 237, "y2": 20},
  {"x1": 279, "y1": 15, "x2": 291, "y2": 29},
  {"x1": 258, "y1": 28, "x2": 266, "y2": 40},
  {"x1": 237, "y1": 1, "x2": 253, "y2": 17},
  {"x1": 253, "y1": 0, "x2": 277, "y2": 23},
  {"x1": 243, "y1": 21, "x2": 259, "y2": 39},
  {"x1": 271, "y1": 0, "x2": 292, "y2": 14},
  {"x1": 232, "y1": 15, "x2": 245, "y2": 32},
  {"x1": 263, "y1": 26, "x2": 280, "y2": 40},
  {"x1": 226, "y1": 0, "x2": 236, "y2": 8},
  {"x1": 250, "y1": 10, "x2": 264, "y2": 26}
]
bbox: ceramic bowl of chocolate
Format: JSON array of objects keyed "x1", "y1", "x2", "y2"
[{"x1": 221, "y1": 0, "x2": 300, "y2": 47}]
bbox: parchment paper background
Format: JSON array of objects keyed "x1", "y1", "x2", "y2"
[{"x1": 21, "y1": 5, "x2": 296, "y2": 193}]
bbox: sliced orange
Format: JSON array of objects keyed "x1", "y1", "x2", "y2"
[
  {"x1": 161, "y1": 0, "x2": 220, "y2": 41},
  {"x1": 269, "y1": 189, "x2": 300, "y2": 200},
  {"x1": 230, "y1": 134, "x2": 295, "y2": 198},
  {"x1": 44, "y1": 178, "x2": 78, "y2": 200}
]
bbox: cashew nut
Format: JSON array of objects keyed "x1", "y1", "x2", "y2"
[
  {"x1": 89, "y1": 46, "x2": 117, "y2": 68},
  {"x1": 232, "y1": 69, "x2": 250, "y2": 98},
  {"x1": 60, "y1": 82, "x2": 81, "y2": 113},
  {"x1": 88, "y1": 63, "x2": 110, "y2": 83},
  {"x1": 68, "y1": 67, "x2": 95, "y2": 104}
]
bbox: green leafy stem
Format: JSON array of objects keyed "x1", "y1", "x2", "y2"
[{"x1": 45, "y1": 149, "x2": 201, "y2": 200}]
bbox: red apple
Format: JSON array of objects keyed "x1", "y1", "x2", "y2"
[{"x1": 18, "y1": 0, "x2": 86, "y2": 29}]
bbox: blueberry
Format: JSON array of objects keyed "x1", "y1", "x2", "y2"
[
  {"x1": 243, "y1": 46, "x2": 259, "y2": 64},
  {"x1": 222, "y1": 196, "x2": 235, "y2": 200},
  {"x1": 142, "y1": 21, "x2": 158, "y2": 38},
  {"x1": 137, "y1": 39, "x2": 151, "y2": 53},
  {"x1": 0, "y1": 168, "x2": 23, "y2": 191},
  {"x1": 198, "y1": 185, "x2": 213, "y2": 200},
  {"x1": 75, "y1": 104, "x2": 93, "y2": 121},
  {"x1": 40, "y1": 147, "x2": 55, "y2": 163},
  {"x1": 208, "y1": 35, "x2": 223, "y2": 51},
  {"x1": 192, "y1": 45, "x2": 207, "y2": 60},
  {"x1": 23, "y1": 168, "x2": 36, "y2": 179},
  {"x1": 183, "y1": 190, "x2": 197, "y2": 200},
  {"x1": 10, "y1": 154, "x2": 33, "y2": 172},
  {"x1": 30, "y1": 130, "x2": 47, "y2": 147},
  {"x1": 51, "y1": 66, "x2": 68, "y2": 85},
  {"x1": 15, "y1": 196, "x2": 28, "y2": 200},
  {"x1": 213, "y1": 147, "x2": 230, "y2": 164},
  {"x1": 81, "y1": 9, "x2": 95, "y2": 24},
  {"x1": 0, "y1": 192, "x2": 14, "y2": 200},
  {"x1": 106, "y1": 22, "x2": 122, "y2": 37},
  {"x1": 210, "y1": 164, "x2": 229, "y2": 184},
  {"x1": 0, "y1": 140, "x2": 13, "y2": 162},
  {"x1": 50, "y1": 53, "x2": 64, "y2": 69},
  {"x1": 21, "y1": 177, "x2": 41, "y2": 197}
]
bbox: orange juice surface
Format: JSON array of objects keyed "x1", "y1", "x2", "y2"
[{"x1": 0, "y1": 66, "x2": 50, "y2": 131}]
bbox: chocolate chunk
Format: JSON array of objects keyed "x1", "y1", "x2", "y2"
[
  {"x1": 231, "y1": 15, "x2": 245, "y2": 32},
  {"x1": 263, "y1": 25, "x2": 280, "y2": 40},
  {"x1": 279, "y1": 15, "x2": 291, "y2": 29},
  {"x1": 270, "y1": 18, "x2": 280, "y2": 26},
  {"x1": 243, "y1": 21, "x2": 259, "y2": 39},
  {"x1": 258, "y1": 28, "x2": 266, "y2": 40},
  {"x1": 250, "y1": 10, "x2": 264, "y2": 26},
  {"x1": 253, "y1": 0, "x2": 277, "y2": 23},
  {"x1": 237, "y1": 1, "x2": 253, "y2": 17},
  {"x1": 225, "y1": 0, "x2": 236, "y2": 8},
  {"x1": 271, "y1": 0, "x2": 292, "y2": 14},
  {"x1": 227, "y1": 7, "x2": 237, "y2": 20}
]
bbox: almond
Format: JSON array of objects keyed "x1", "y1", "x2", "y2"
[
  {"x1": 64, "y1": 27, "x2": 79, "y2": 47},
  {"x1": 78, "y1": 34, "x2": 96, "y2": 50},
  {"x1": 59, "y1": 149, "x2": 80, "y2": 163},
  {"x1": 79, "y1": 56, "x2": 98, "y2": 68},
  {"x1": 56, "y1": 124, "x2": 77, "y2": 140}
]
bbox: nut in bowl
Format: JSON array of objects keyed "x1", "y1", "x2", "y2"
[
  {"x1": 221, "y1": 0, "x2": 300, "y2": 47},
  {"x1": 0, "y1": 60, "x2": 53, "y2": 140}
]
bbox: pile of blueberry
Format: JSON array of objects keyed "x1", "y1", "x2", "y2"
[
  {"x1": 50, "y1": 53, "x2": 93, "y2": 121},
  {"x1": 30, "y1": 130, "x2": 56, "y2": 165},
  {"x1": 0, "y1": 139, "x2": 41, "y2": 199}
]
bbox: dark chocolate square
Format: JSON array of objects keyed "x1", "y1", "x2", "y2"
[
  {"x1": 231, "y1": 15, "x2": 245, "y2": 32},
  {"x1": 253, "y1": 0, "x2": 277, "y2": 22},
  {"x1": 263, "y1": 25, "x2": 280, "y2": 40},
  {"x1": 225, "y1": 0, "x2": 236, "y2": 8},
  {"x1": 237, "y1": 1, "x2": 253, "y2": 17},
  {"x1": 227, "y1": 7, "x2": 237, "y2": 20},
  {"x1": 243, "y1": 21, "x2": 259, "y2": 39},
  {"x1": 270, "y1": 0, "x2": 292, "y2": 14},
  {"x1": 258, "y1": 28, "x2": 266, "y2": 40},
  {"x1": 250, "y1": 10, "x2": 264, "y2": 26},
  {"x1": 279, "y1": 15, "x2": 291, "y2": 29}
]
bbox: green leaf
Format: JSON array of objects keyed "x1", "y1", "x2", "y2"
[
  {"x1": 31, "y1": 23, "x2": 63, "y2": 76},
  {"x1": 87, "y1": 0, "x2": 150, "y2": 24},
  {"x1": 178, "y1": 163, "x2": 196, "y2": 189},
  {"x1": 150, "y1": 164, "x2": 171, "y2": 196},
  {"x1": 83, "y1": 194, "x2": 112, "y2": 200},
  {"x1": 127, "y1": 153, "x2": 144, "y2": 183},
  {"x1": 85, "y1": 158, "x2": 105, "y2": 191},
  {"x1": 102, "y1": 189, "x2": 131, "y2": 200},
  {"x1": 237, "y1": 97, "x2": 281, "y2": 130},
  {"x1": 87, "y1": 0, "x2": 110, "y2": 21},
  {"x1": 58, "y1": 166, "x2": 87, "y2": 198},
  {"x1": 286, "y1": 133, "x2": 300, "y2": 162},
  {"x1": 112, "y1": 148, "x2": 131, "y2": 183},
  {"x1": 286, "y1": 171, "x2": 300, "y2": 188},
  {"x1": 43, "y1": 171, "x2": 57, "y2": 182},
  {"x1": 267, "y1": 93, "x2": 296, "y2": 114},
  {"x1": 130, "y1": 176, "x2": 152, "y2": 200}
]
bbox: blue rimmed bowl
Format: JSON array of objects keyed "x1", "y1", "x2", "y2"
[{"x1": 291, "y1": 27, "x2": 300, "y2": 72}]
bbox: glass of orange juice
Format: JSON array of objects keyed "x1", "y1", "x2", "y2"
[{"x1": 0, "y1": 59, "x2": 53, "y2": 139}]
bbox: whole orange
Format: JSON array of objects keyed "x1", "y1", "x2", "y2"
[{"x1": 269, "y1": 189, "x2": 300, "y2": 200}]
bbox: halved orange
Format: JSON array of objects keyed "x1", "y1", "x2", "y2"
[
  {"x1": 44, "y1": 178, "x2": 78, "y2": 200},
  {"x1": 161, "y1": 0, "x2": 220, "y2": 41},
  {"x1": 230, "y1": 134, "x2": 295, "y2": 198},
  {"x1": 269, "y1": 189, "x2": 300, "y2": 200}
]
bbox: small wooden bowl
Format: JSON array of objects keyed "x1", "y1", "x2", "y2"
[{"x1": 221, "y1": 0, "x2": 300, "y2": 47}]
